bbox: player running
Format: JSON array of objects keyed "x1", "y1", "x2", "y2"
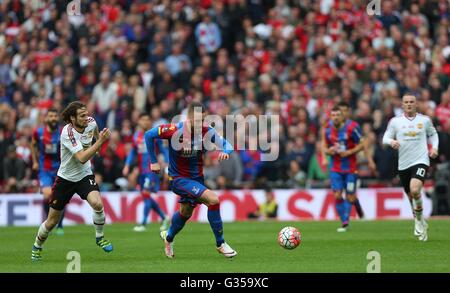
[
  {"x1": 145, "y1": 102, "x2": 237, "y2": 258},
  {"x1": 337, "y1": 101, "x2": 376, "y2": 219},
  {"x1": 31, "y1": 102, "x2": 114, "y2": 260},
  {"x1": 31, "y1": 109, "x2": 65, "y2": 235},
  {"x1": 323, "y1": 106, "x2": 364, "y2": 232},
  {"x1": 123, "y1": 113, "x2": 170, "y2": 232},
  {"x1": 382, "y1": 94, "x2": 439, "y2": 241}
]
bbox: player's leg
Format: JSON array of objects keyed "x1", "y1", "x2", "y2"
[
  {"x1": 160, "y1": 202, "x2": 194, "y2": 258},
  {"x1": 146, "y1": 173, "x2": 170, "y2": 231},
  {"x1": 78, "y1": 175, "x2": 113, "y2": 252},
  {"x1": 198, "y1": 189, "x2": 237, "y2": 258},
  {"x1": 409, "y1": 165, "x2": 428, "y2": 241},
  {"x1": 32, "y1": 207, "x2": 63, "y2": 260},
  {"x1": 331, "y1": 172, "x2": 349, "y2": 231},
  {"x1": 32, "y1": 176, "x2": 73, "y2": 260},
  {"x1": 344, "y1": 173, "x2": 359, "y2": 223},
  {"x1": 398, "y1": 167, "x2": 420, "y2": 236},
  {"x1": 398, "y1": 168, "x2": 415, "y2": 216}
]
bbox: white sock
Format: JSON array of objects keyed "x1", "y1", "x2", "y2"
[
  {"x1": 93, "y1": 208, "x2": 105, "y2": 238},
  {"x1": 34, "y1": 221, "x2": 50, "y2": 248},
  {"x1": 413, "y1": 198, "x2": 423, "y2": 221}
]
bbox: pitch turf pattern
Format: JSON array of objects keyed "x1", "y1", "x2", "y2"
[{"x1": 1, "y1": 220, "x2": 450, "y2": 272}]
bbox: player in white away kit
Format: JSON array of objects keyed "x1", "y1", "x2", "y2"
[
  {"x1": 31, "y1": 102, "x2": 113, "y2": 260},
  {"x1": 382, "y1": 95, "x2": 439, "y2": 241}
]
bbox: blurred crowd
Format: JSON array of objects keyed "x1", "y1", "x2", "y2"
[{"x1": 1, "y1": 0, "x2": 450, "y2": 193}]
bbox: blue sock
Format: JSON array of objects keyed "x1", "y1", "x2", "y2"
[
  {"x1": 166, "y1": 212, "x2": 188, "y2": 242},
  {"x1": 207, "y1": 204, "x2": 225, "y2": 247},
  {"x1": 343, "y1": 200, "x2": 352, "y2": 223},
  {"x1": 335, "y1": 198, "x2": 347, "y2": 224},
  {"x1": 142, "y1": 198, "x2": 152, "y2": 225},
  {"x1": 149, "y1": 197, "x2": 166, "y2": 220}
]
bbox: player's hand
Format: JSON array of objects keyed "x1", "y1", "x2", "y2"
[
  {"x1": 218, "y1": 152, "x2": 229, "y2": 162},
  {"x1": 99, "y1": 128, "x2": 111, "y2": 143},
  {"x1": 32, "y1": 162, "x2": 39, "y2": 171},
  {"x1": 429, "y1": 148, "x2": 438, "y2": 159},
  {"x1": 390, "y1": 140, "x2": 400, "y2": 150},
  {"x1": 150, "y1": 163, "x2": 161, "y2": 174},
  {"x1": 122, "y1": 165, "x2": 129, "y2": 177}
]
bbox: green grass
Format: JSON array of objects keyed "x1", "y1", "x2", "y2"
[{"x1": 1, "y1": 220, "x2": 450, "y2": 272}]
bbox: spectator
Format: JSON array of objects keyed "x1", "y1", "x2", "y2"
[
  {"x1": 195, "y1": 14, "x2": 221, "y2": 54},
  {"x1": 3, "y1": 145, "x2": 26, "y2": 193},
  {"x1": 247, "y1": 187, "x2": 278, "y2": 220}
]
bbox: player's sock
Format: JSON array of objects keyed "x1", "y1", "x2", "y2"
[
  {"x1": 34, "y1": 221, "x2": 50, "y2": 248},
  {"x1": 413, "y1": 198, "x2": 423, "y2": 221},
  {"x1": 335, "y1": 198, "x2": 346, "y2": 224},
  {"x1": 343, "y1": 200, "x2": 352, "y2": 224},
  {"x1": 142, "y1": 198, "x2": 152, "y2": 225},
  {"x1": 93, "y1": 208, "x2": 105, "y2": 238},
  {"x1": 166, "y1": 211, "x2": 188, "y2": 242},
  {"x1": 149, "y1": 197, "x2": 166, "y2": 220},
  {"x1": 207, "y1": 203, "x2": 225, "y2": 247},
  {"x1": 353, "y1": 199, "x2": 364, "y2": 218}
]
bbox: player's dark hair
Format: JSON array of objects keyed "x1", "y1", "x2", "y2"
[
  {"x1": 47, "y1": 108, "x2": 59, "y2": 115},
  {"x1": 337, "y1": 101, "x2": 350, "y2": 109},
  {"x1": 331, "y1": 106, "x2": 341, "y2": 112},
  {"x1": 139, "y1": 112, "x2": 150, "y2": 119},
  {"x1": 187, "y1": 101, "x2": 206, "y2": 115},
  {"x1": 61, "y1": 101, "x2": 86, "y2": 124}
]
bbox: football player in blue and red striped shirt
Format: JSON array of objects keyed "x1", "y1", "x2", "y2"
[
  {"x1": 145, "y1": 102, "x2": 237, "y2": 258},
  {"x1": 323, "y1": 106, "x2": 364, "y2": 232},
  {"x1": 31, "y1": 108, "x2": 65, "y2": 235},
  {"x1": 123, "y1": 113, "x2": 170, "y2": 232}
]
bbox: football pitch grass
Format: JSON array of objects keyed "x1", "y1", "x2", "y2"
[{"x1": 1, "y1": 220, "x2": 450, "y2": 273}]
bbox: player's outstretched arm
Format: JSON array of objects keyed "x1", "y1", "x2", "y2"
[
  {"x1": 75, "y1": 128, "x2": 111, "y2": 164},
  {"x1": 208, "y1": 127, "x2": 233, "y2": 161},
  {"x1": 144, "y1": 124, "x2": 175, "y2": 173}
]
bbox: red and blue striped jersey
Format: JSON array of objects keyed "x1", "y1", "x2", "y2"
[
  {"x1": 325, "y1": 119, "x2": 362, "y2": 174},
  {"x1": 145, "y1": 122, "x2": 233, "y2": 180},
  {"x1": 125, "y1": 130, "x2": 168, "y2": 174},
  {"x1": 33, "y1": 126, "x2": 61, "y2": 172}
]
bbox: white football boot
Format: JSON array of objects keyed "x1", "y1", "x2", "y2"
[{"x1": 217, "y1": 242, "x2": 237, "y2": 258}]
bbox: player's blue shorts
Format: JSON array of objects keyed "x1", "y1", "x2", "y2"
[
  {"x1": 138, "y1": 173, "x2": 160, "y2": 193},
  {"x1": 39, "y1": 170, "x2": 57, "y2": 188},
  {"x1": 330, "y1": 172, "x2": 358, "y2": 195},
  {"x1": 169, "y1": 177, "x2": 208, "y2": 207}
]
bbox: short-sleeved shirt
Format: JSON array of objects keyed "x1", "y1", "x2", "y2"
[{"x1": 57, "y1": 117, "x2": 97, "y2": 182}]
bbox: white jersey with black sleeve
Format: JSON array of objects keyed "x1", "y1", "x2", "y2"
[
  {"x1": 382, "y1": 113, "x2": 439, "y2": 171},
  {"x1": 57, "y1": 117, "x2": 97, "y2": 182}
]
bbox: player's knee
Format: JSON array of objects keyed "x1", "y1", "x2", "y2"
[
  {"x1": 410, "y1": 188, "x2": 421, "y2": 198},
  {"x1": 347, "y1": 194, "x2": 356, "y2": 203},
  {"x1": 207, "y1": 195, "x2": 220, "y2": 207},
  {"x1": 90, "y1": 200, "x2": 103, "y2": 212},
  {"x1": 334, "y1": 191, "x2": 343, "y2": 200}
]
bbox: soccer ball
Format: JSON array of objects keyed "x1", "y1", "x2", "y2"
[{"x1": 278, "y1": 226, "x2": 301, "y2": 250}]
